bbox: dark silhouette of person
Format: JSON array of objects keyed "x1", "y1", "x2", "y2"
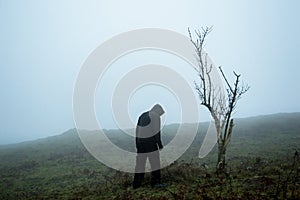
[{"x1": 133, "y1": 104, "x2": 165, "y2": 189}]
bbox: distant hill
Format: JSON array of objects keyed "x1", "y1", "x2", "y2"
[
  {"x1": 0, "y1": 112, "x2": 299, "y2": 199},
  {"x1": 0, "y1": 112, "x2": 299, "y2": 163}
]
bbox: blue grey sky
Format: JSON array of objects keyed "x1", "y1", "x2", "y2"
[{"x1": 1, "y1": 0, "x2": 299, "y2": 144}]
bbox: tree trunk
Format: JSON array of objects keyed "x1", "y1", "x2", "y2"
[{"x1": 216, "y1": 143, "x2": 226, "y2": 173}]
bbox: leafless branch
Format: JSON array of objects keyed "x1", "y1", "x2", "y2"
[{"x1": 189, "y1": 27, "x2": 249, "y2": 172}]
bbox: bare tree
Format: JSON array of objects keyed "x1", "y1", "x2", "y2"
[{"x1": 188, "y1": 27, "x2": 249, "y2": 173}]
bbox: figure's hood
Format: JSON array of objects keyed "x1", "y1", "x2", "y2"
[{"x1": 150, "y1": 104, "x2": 165, "y2": 116}]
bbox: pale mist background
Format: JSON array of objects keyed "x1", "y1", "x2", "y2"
[{"x1": 1, "y1": 0, "x2": 299, "y2": 144}]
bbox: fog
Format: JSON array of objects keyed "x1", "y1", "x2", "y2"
[{"x1": 1, "y1": 0, "x2": 299, "y2": 144}]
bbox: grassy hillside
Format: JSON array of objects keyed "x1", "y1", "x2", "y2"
[{"x1": 0, "y1": 113, "x2": 299, "y2": 199}]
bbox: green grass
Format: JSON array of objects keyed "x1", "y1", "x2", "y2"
[{"x1": 0, "y1": 113, "x2": 299, "y2": 199}]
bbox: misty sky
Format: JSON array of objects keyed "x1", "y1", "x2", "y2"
[{"x1": 1, "y1": 0, "x2": 300, "y2": 144}]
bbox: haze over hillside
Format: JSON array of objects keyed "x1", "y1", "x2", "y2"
[
  {"x1": 1, "y1": 112, "x2": 299, "y2": 147},
  {"x1": 1, "y1": 112, "x2": 299, "y2": 150}
]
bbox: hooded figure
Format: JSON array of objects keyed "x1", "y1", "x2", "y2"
[{"x1": 133, "y1": 104, "x2": 165, "y2": 189}]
